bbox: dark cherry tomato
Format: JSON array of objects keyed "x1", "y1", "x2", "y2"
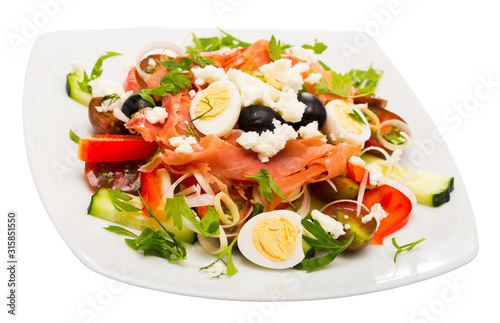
[
  {"x1": 364, "y1": 106, "x2": 407, "y2": 157},
  {"x1": 309, "y1": 175, "x2": 360, "y2": 202},
  {"x1": 88, "y1": 97, "x2": 127, "y2": 134},
  {"x1": 84, "y1": 159, "x2": 143, "y2": 192},
  {"x1": 322, "y1": 201, "x2": 377, "y2": 251}
]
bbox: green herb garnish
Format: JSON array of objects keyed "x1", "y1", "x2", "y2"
[
  {"x1": 382, "y1": 132, "x2": 407, "y2": 145},
  {"x1": 245, "y1": 169, "x2": 294, "y2": 209},
  {"x1": 161, "y1": 57, "x2": 195, "y2": 71},
  {"x1": 78, "y1": 52, "x2": 121, "y2": 94},
  {"x1": 313, "y1": 72, "x2": 352, "y2": 98},
  {"x1": 107, "y1": 189, "x2": 142, "y2": 212},
  {"x1": 191, "y1": 29, "x2": 251, "y2": 52},
  {"x1": 200, "y1": 235, "x2": 239, "y2": 277},
  {"x1": 392, "y1": 237, "x2": 426, "y2": 263},
  {"x1": 268, "y1": 35, "x2": 291, "y2": 61},
  {"x1": 318, "y1": 60, "x2": 332, "y2": 71},
  {"x1": 293, "y1": 219, "x2": 355, "y2": 272},
  {"x1": 69, "y1": 129, "x2": 80, "y2": 144},
  {"x1": 347, "y1": 109, "x2": 367, "y2": 125},
  {"x1": 302, "y1": 39, "x2": 327, "y2": 54},
  {"x1": 100, "y1": 93, "x2": 121, "y2": 106},
  {"x1": 348, "y1": 64, "x2": 383, "y2": 94},
  {"x1": 165, "y1": 195, "x2": 220, "y2": 237},
  {"x1": 184, "y1": 97, "x2": 214, "y2": 140},
  {"x1": 185, "y1": 47, "x2": 215, "y2": 68},
  {"x1": 160, "y1": 68, "x2": 192, "y2": 93}
]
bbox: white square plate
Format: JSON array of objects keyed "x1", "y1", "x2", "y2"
[{"x1": 23, "y1": 28, "x2": 478, "y2": 301}]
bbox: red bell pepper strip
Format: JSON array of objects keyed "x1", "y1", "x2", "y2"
[
  {"x1": 363, "y1": 184, "x2": 412, "y2": 245},
  {"x1": 78, "y1": 134, "x2": 158, "y2": 162},
  {"x1": 347, "y1": 160, "x2": 370, "y2": 184},
  {"x1": 140, "y1": 169, "x2": 166, "y2": 221}
]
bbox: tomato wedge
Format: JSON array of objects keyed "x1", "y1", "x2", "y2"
[
  {"x1": 78, "y1": 134, "x2": 158, "y2": 162},
  {"x1": 123, "y1": 67, "x2": 148, "y2": 93},
  {"x1": 362, "y1": 184, "x2": 412, "y2": 245}
]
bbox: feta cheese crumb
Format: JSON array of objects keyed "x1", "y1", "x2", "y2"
[
  {"x1": 236, "y1": 120, "x2": 298, "y2": 162},
  {"x1": 259, "y1": 59, "x2": 309, "y2": 92},
  {"x1": 365, "y1": 162, "x2": 384, "y2": 185},
  {"x1": 362, "y1": 203, "x2": 387, "y2": 229},
  {"x1": 70, "y1": 60, "x2": 84, "y2": 75},
  {"x1": 269, "y1": 89, "x2": 307, "y2": 122},
  {"x1": 144, "y1": 107, "x2": 169, "y2": 124},
  {"x1": 168, "y1": 136, "x2": 197, "y2": 154},
  {"x1": 88, "y1": 78, "x2": 125, "y2": 98},
  {"x1": 297, "y1": 121, "x2": 326, "y2": 141},
  {"x1": 191, "y1": 65, "x2": 226, "y2": 86},
  {"x1": 304, "y1": 72, "x2": 323, "y2": 85},
  {"x1": 188, "y1": 89, "x2": 197, "y2": 98},
  {"x1": 285, "y1": 46, "x2": 318, "y2": 63},
  {"x1": 349, "y1": 156, "x2": 366, "y2": 167},
  {"x1": 201, "y1": 260, "x2": 226, "y2": 278},
  {"x1": 310, "y1": 210, "x2": 345, "y2": 239}
]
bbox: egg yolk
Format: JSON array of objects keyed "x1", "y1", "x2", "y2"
[
  {"x1": 253, "y1": 216, "x2": 300, "y2": 262},
  {"x1": 195, "y1": 85, "x2": 231, "y2": 121},
  {"x1": 333, "y1": 102, "x2": 364, "y2": 135}
]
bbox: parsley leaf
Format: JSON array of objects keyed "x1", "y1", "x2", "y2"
[
  {"x1": 268, "y1": 35, "x2": 291, "y2": 61},
  {"x1": 245, "y1": 169, "x2": 294, "y2": 209},
  {"x1": 347, "y1": 109, "x2": 367, "y2": 125},
  {"x1": 104, "y1": 225, "x2": 138, "y2": 238},
  {"x1": 185, "y1": 47, "x2": 215, "y2": 68},
  {"x1": 191, "y1": 29, "x2": 251, "y2": 52},
  {"x1": 160, "y1": 68, "x2": 192, "y2": 93},
  {"x1": 348, "y1": 64, "x2": 383, "y2": 94},
  {"x1": 107, "y1": 189, "x2": 142, "y2": 213},
  {"x1": 69, "y1": 129, "x2": 80, "y2": 144},
  {"x1": 165, "y1": 195, "x2": 220, "y2": 237},
  {"x1": 382, "y1": 132, "x2": 407, "y2": 145},
  {"x1": 293, "y1": 219, "x2": 355, "y2": 272},
  {"x1": 78, "y1": 51, "x2": 121, "y2": 94},
  {"x1": 318, "y1": 60, "x2": 332, "y2": 71},
  {"x1": 135, "y1": 84, "x2": 175, "y2": 106},
  {"x1": 392, "y1": 237, "x2": 425, "y2": 263},
  {"x1": 161, "y1": 57, "x2": 194, "y2": 71},
  {"x1": 313, "y1": 72, "x2": 352, "y2": 98},
  {"x1": 302, "y1": 39, "x2": 328, "y2": 54},
  {"x1": 201, "y1": 235, "x2": 239, "y2": 278}
]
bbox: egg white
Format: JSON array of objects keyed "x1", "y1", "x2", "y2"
[
  {"x1": 322, "y1": 100, "x2": 371, "y2": 146},
  {"x1": 238, "y1": 210, "x2": 305, "y2": 269},
  {"x1": 190, "y1": 80, "x2": 241, "y2": 137}
]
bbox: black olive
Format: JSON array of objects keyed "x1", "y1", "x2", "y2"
[
  {"x1": 289, "y1": 92, "x2": 327, "y2": 130},
  {"x1": 121, "y1": 93, "x2": 154, "y2": 118},
  {"x1": 238, "y1": 105, "x2": 284, "y2": 134}
]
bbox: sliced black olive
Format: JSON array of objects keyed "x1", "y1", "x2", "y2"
[
  {"x1": 238, "y1": 105, "x2": 284, "y2": 134},
  {"x1": 121, "y1": 93, "x2": 154, "y2": 118},
  {"x1": 289, "y1": 92, "x2": 327, "y2": 130}
]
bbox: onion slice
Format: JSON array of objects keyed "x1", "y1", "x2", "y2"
[
  {"x1": 214, "y1": 192, "x2": 240, "y2": 225},
  {"x1": 135, "y1": 42, "x2": 183, "y2": 80},
  {"x1": 197, "y1": 227, "x2": 228, "y2": 255},
  {"x1": 376, "y1": 119, "x2": 412, "y2": 152},
  {"x1": 320, "y1": 199, "x2": 370, "y2": 214}
]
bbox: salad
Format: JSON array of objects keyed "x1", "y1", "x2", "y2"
[{"x1": 66, "y1": 30, "x2": 454, "y2": 277}]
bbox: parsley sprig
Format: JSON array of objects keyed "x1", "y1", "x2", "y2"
[
  {"x1": 190, "y1": 29, "x2": 251, "y2": 52},
  {"x1": 200, "y1": 235, "x2": 239, "y2": 278},
  {"x1": 302, "y1": 39, "x2": 328, "y2": 54},
  {"x1": 392, "y1": 237, "x2": 425, "y2": 263},
  {"x1": 268, "y1": 35, "x2": 291, "y2": 61},
  {"x1": 348, "y1": 64, "x2": 383, "y2": 94},
  {"x1": 314, "y1": 73, "x2": 352, "y2": 98},
  {"x1": 245, "y1": 169, "x2": 295, "y2": 209},
  {"x1": 293, "y1": 219, "x2": 355, "y2": 272},
  {"x1": 78, "y1": 52, "x2": 121, "y2": 94},
  {"x1": 347, "y1": 109, "x2": 367, "y2": 125}
]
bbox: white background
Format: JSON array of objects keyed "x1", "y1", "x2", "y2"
[{"x1": 1, "y1": 0, "x2": 498, "y2": 322}]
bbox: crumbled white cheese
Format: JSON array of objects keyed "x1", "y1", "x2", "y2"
[
  {"x1": 304, "y1": 72, "x2": 323, "y2": 85},
  {"x1": 148, "y1": 58, "x2": 156, "y2": 68},
  {"x1": 310, "y1": 210, "x2": 345, "y2": 239},
  {"x1": 365, "y1": 162, "x2": 384, "y2": 185},
  {"x1": 168, "y1": 136, "x2": 197, "y2": 154},
  {"x1": 259, "y1": 59, "x2": 309, "y2": 92},
  {"x1": 269, "y1": 89, "x2": 306, "y2": 123},
  {"x1": 297, "y1": 121, "x2": 326, "y2": 141},
  {"x1": 236, "y1": 120, "x2": 298, "y2": 162},
  {"x1": 94, "y1": 89, "x2": 133, "y2": 113},
  {"x1": 188, "y1": 89, "x2": 197, "y2": 98},
  {"x1": 240, "y1": 86, "x2": 265, "y2": 107},
  {"x1": 349, "y1": 156, "x2": 366, "y2": 167},
  {"x1": 70, "y1": 60, "x2": 84, "y2": 75},
  {"x1": 88, "y1": 78, "x2": 125, "y2": 98},
  {"x1": 285, "y1": 46, "x2": 318, "y2": 63},
  {"x1": 344, "y1": 223, "x2": 351, "y2": 230},
  {"x1": 362, "y1": 203, "x2": 387, "y2": 229},
  {"x1": 201, "y1": 260, "x2": 226, "y2": 278},
  {"x1": 144, "y1": 107, "x2": 169, "y2": 124},
  {"x1": 192, "y1": 65, "x2": 227, "y2": 86}
]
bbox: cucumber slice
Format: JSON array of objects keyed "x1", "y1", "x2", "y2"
[
  {"x1": 66, "y1": 72, "x2": 92, "y2": 106},
  {"x1": 361, "y1": 154, "x2": 454, "y2": 207},
  {"x1": 88, "y1": 188, "x2": 196, "y2": 244}
]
